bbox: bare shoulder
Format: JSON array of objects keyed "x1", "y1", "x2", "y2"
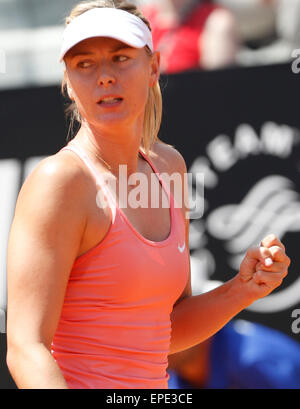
[
  {"x1": 15, "y1": 149, "x2": 92, "y2": 222},
  {"x1": 149, "y1": 140, "x2": 187, "y2": 175},
  {"x1": 6, "y1": 151, "x2": 93, "y2": 354},
  {"x1": 24, "y1": 149, "x2": 86, "y2": 186},
  {"x1": 18, "y1": 150, "x2": 89, "y2": 201}
]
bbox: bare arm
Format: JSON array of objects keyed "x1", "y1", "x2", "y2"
[
  {"x1": 167, "y1": 149, "x2": 290, "y2": 355},
  {"x1": 170, "y1": 235, "x2": 290, "y2": 355},
  {"x1": 170, "y1": 276, "x2": 249, "y2": 355},
  {"x1": 6, "y1": 153, "x2": 88, "y2": 388}
]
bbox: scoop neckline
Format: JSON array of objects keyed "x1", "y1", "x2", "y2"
[
  {"x1": 67, "y1": 141, "x2": 175, "y2": 247},
  {"x1": 109, "y1": 148, "x2": 175, "y2": 247}
]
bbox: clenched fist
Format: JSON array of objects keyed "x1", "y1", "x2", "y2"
[{"x1": 237, "y1": 234, "x2": 291, "y2": 302}]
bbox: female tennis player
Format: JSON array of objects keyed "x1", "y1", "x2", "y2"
[{"x1": 6, "y1": 0, "x2": 290, "y2": 389}]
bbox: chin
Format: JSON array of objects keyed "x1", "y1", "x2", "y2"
[{"x1": 93, "y1": 112, "x2": 130, "y2": 125}]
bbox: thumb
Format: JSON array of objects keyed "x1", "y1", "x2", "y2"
[{"x1": 259, "y1": 246, "x2": 273, "y2": 267}]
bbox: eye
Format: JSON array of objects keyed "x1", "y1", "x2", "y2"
[
  {"x1": 114, "y1": 55, "x2": 129, "y2": 63},
  {"x1": 77, "y1": 60, "x2": 94, "y2": 69}
]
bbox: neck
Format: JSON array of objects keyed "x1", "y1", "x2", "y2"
[{"x1": 73, "y1": 119, "x2": 144, "y2": 179}]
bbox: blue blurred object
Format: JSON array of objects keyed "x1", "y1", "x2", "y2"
[{"x1": 168, "y1": 320, "x2": 300, "y2": 389}]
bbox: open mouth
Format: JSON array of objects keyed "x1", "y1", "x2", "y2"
[{"x1": 98, "y1": 97, "x2": 123, "y2": 106}]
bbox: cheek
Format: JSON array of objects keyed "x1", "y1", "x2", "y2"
[
  {"x1": 67, "y1": 69, "x2": 92, "y2": 96},
  {"x1": 124, "y1": 65, "x2": 150, "y2": 107},
  {"x1": 68, "y1": 74, "x2": 96, "y2": 115}
]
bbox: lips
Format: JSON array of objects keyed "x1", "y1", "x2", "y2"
[{"x1": 97, "y1": 95, "x2": 123, "y2": 105}]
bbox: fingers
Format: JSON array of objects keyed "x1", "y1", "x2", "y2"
[
  {"x1": 253, "y1": 270, "x2": 288, "y2": 287},
  {"x1": 246, "y1": 246, "x2": 273, "y2": 266},
  {"x1": 246, "y1": 245, "x2": 291, "y2": 267},
  {"x1": 260, "y1": 234, "x2": 285, "y2": 251},
  {"x1": 241, "y1": 235, "x2": 290, "y2": 298},
  {"x1": 255, "y1": 261, "x2": 289, "y2": 273},
  {"x1": 268, "y1": 246, "x2": 291, "y2": 265}
]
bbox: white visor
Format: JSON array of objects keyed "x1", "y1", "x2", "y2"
[{"x1": 59, "y1": 8, "x2": 153, "y2": 62}]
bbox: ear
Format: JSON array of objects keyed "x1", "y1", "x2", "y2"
[
  {"x1": 63, "y1": 71, "x2": 75, "y2": 101},
  {"x1": 149, "y1": 51, "x2": 160, "y2": 87},
  {"x1": 67, "y1": 85, "x2": 75, "y2": 101},
  {"x1": 66, "y1": 78, "x2": 75, "y2": 101}
]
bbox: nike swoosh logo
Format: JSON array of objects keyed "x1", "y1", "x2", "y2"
[{"x1": 178, "y1": 243, "x2": 185, "y2": 253}]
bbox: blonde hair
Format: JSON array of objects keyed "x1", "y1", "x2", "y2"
[{"x1": 61, "y1": 0, "x2": 164, "y2": 155}]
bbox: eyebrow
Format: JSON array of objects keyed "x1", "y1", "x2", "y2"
[{"x1": 70, "y1": 44, "x2": 134, "y2": 58}]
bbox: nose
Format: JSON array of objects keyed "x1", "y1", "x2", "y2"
[{"x1": 97, "y1": 69, "x2": 116, "y2": 87}]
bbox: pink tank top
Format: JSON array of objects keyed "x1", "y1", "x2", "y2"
[{"x1": 51, "y1": 142, "x2": 189, "y2": 389}]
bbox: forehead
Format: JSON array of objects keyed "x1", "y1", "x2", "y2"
[{"x1": 66, "y1": 36, "x2": 135, "y2": 58}]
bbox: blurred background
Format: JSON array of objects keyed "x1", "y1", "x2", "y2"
[{"x1": 1, "y1": 0, "x2": 300, "y2": 389}]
